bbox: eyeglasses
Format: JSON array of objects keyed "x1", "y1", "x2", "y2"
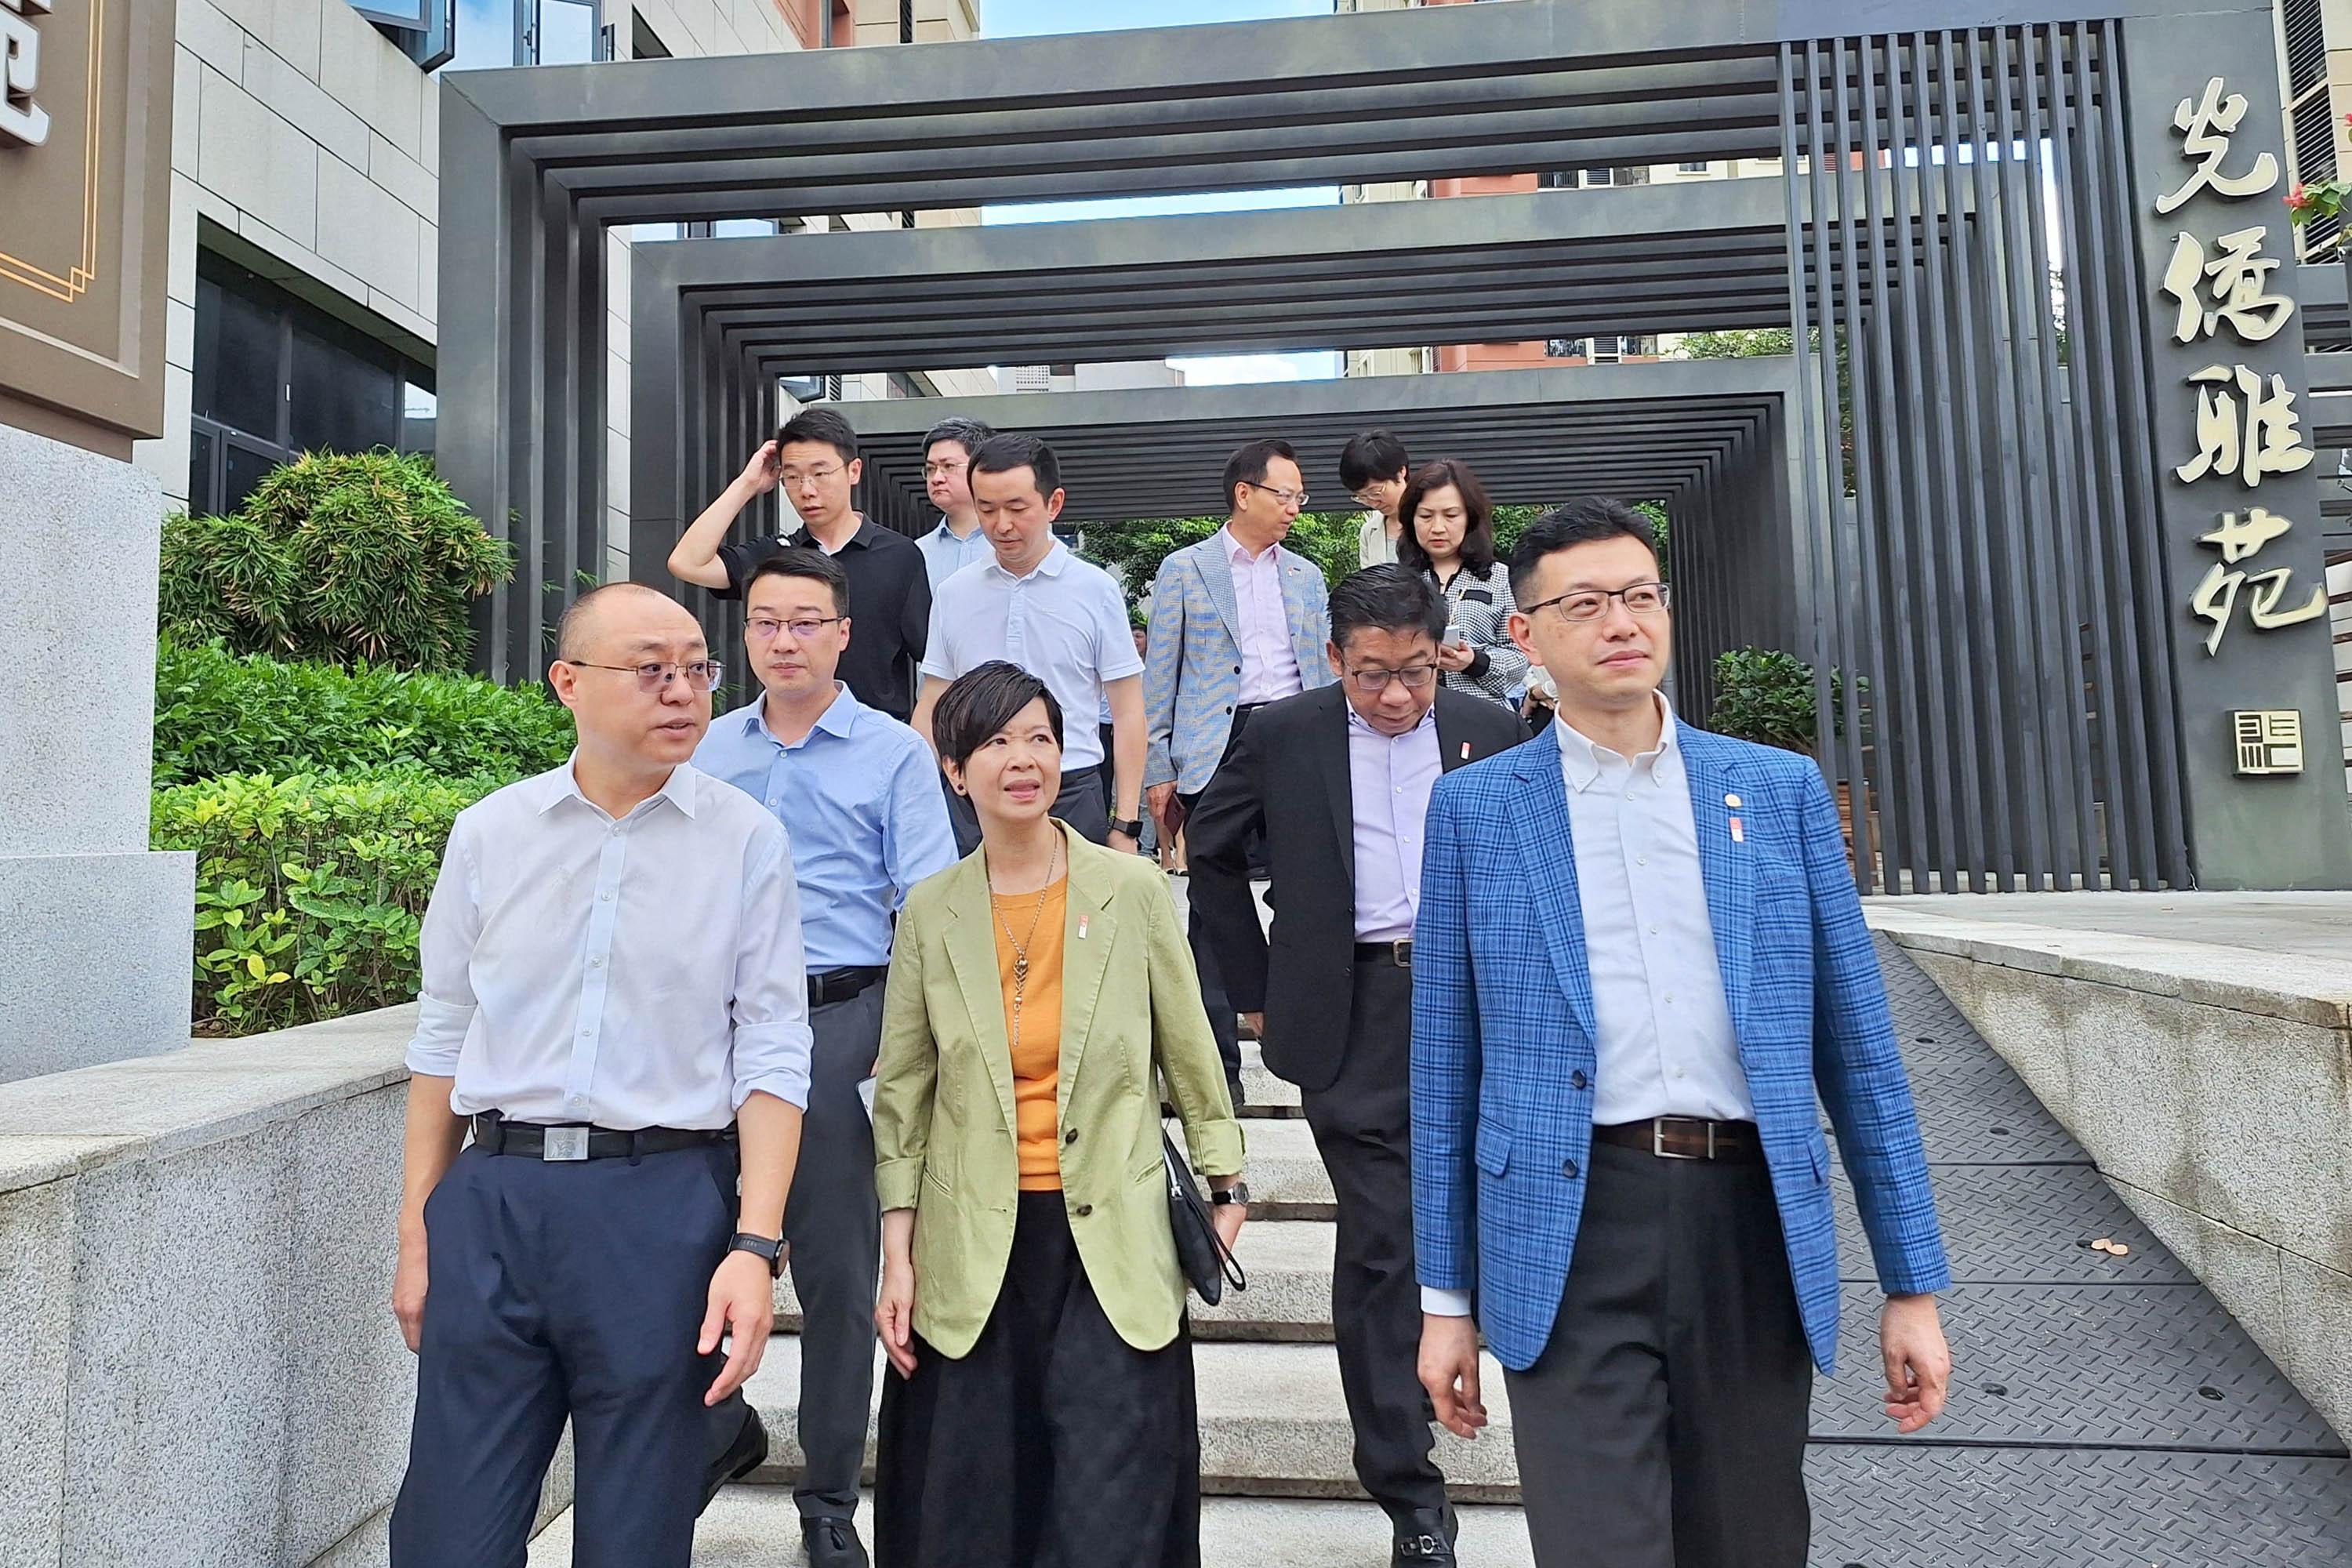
[
  {"x1": 1522, "y1": 582, "x2": 1672, "y2": 623},
  {"x1": 922, "y1": 459, "x2": 968, "y2": 478},
  {"x1": 564, "y1": 659, "x2": 724, "y2": 692},
  {"x1": 1243, "y1": 481, "x2": 1310, "y2": 509},
  {"x1": 746, "y1": 615, "x2": 844, "y2": 642},
  {"x1": 777, "y1": 463, "x2": 846, "y2": 487},
  {"x1": 1345, "y1": 663, "x2": 1439, "y2": 694}
]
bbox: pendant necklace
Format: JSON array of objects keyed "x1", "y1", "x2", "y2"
[{"x1": 995, "y1": 835, "x2": 1062, "y2": 1054}]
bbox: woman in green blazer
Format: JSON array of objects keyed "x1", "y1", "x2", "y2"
[{"x1": 872, "y1": 661, "x2": 1247, "y2": 1568}]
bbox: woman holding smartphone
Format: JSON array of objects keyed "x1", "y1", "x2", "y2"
[
  {"x1": 870, "y1": 660, "x2": 1247, "y2": 1568},
  {"x1": 1397, "y1": 458, "x2": 1527, "y2": 710}
]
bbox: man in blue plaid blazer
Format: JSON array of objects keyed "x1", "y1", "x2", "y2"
[{"x1": 1412, "y1": 501, "x2": 1951, "y2": 1568}]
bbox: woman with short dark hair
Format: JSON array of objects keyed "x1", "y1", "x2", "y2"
[
  {"x1": 1396, "y1": 459, "x2": 1527, "y2": 709},
  {"x1": 870, "y1": 660, "x2": 1247, "y2": 1567}
]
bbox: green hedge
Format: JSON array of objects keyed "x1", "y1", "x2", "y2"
[
  {"x1": 154, "y1": 766, "x2": 509, "y2": 1036},
  {"x1": 154, "y1": 639, "x2": 574, "y2": 787},
  {"x1": 158, "y1": 448, "x2": 512, "y2": 673}
]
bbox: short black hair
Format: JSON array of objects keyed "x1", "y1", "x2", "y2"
[
  {"x1": 1328, "y1": 565, "x2": 1446, "y2": 652},
  {"x1": 776, "y1": 407, "x2": 859, "y2": 466},
  {"x1": 745, "y1": 546, "x2": 850, "y2": 618},
  {"x1": 1396, "y1": 459, "x2": 1497, "y2": 577},
  {"x1": 1506, "y1": 497, "x2": 1662, "y2": 604},
  {"x1": 1221, "y1": 437, "x2": 1298, "y2": 514},
  {"x1": 1338, "y1": 430, "x2": 1410, "y2": 493},
  {"x1": 933, "y1": 660, "x2": 1065, "y2": 771},
  {"x1": 922, "y1": 416, "x2": 994, "y2": 461},
  {"x1": 970, "y1": 433, "x2": 1062, "y2": 498}
]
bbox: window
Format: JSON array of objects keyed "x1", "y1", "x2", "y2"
[
  {"x1": 187, "y1": 254, "x2": 435, "y2": 517},
  {"x1": 348, "y1": 0, "x2": 453, "y2": 70},
  {"x1": 361, "y1": 1, "x2": 611, "y2": 74},
  {"x1": 1678, "y1": 161, "x2": 1711, "y2": 174}
]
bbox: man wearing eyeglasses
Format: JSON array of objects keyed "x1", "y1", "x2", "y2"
[
  {"x1": 913, "y1": 416, "x2": 996, "y2": 591},
  {"x1": 689, "y1": 548, "x2": 956, "y2": 1568},
  {"x1": 1142, "y1": 437, "x2": 1333, "y2": 1102},
  {"x1": 1413, "y1": 499, "x2": 1951, "y2": 1568},
  {"x1": 1186, "y1": 566, "x2": 1523, "y2": 1568},
  {"x1": 668, "y1": 408, "x2": 931, "y2": 721},
  {"x1": 389, "y1": 583, "x2": 809, "y2": 1568}
]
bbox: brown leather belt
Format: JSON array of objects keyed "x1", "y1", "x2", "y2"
[{"x1": 1593, "y1": 1117, "x2": 1765, "y2": 1163}]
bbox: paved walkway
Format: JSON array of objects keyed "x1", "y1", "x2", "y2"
[{"x1": 529, "y1": 935, "x2": 2352, "y2": 1565}]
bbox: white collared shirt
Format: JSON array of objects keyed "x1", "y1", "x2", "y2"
[
  {"x1": 1557, "y1": 694, "x2": 1750, "y2": 1126},
  {"x1": 1218, "y1": 525, "x2": 1305, "y2": 705},
  {"x1": 920, "y1": 539, "x2": 1144, "y2": 771},
  {"x1": 404, "y1": 758, "x2": 814, "y2": 1130}
]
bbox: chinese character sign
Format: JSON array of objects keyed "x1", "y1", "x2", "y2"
[
  {"x1": 0, "y1": 0, "x2": 50, "y2": 149},
  {"x1": 2157, "y1": 76, "x2": 2320, "y2": 660}
]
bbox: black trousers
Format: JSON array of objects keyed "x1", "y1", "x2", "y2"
[
  {"x1": 1299, "y1": 960, "x2": 1446, "y2": 1523},
  {"x1": 390, "y1": 1141, "x2": 734, "y2": 1568},
  {"x1": 1504, "y1": 1138, "x2": 1814, "y2": 1568},
  {"x1": 875, "y1": 1192, "x2": 1201, "y2": 1568},
  {"x1": 1174, "y1": 702, "x2": 1261, "y2": 1102},
  {"x1": 947, "y1": 766, "x2": 1109, "y2": 856}
]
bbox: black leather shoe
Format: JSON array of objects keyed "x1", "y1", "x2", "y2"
[
  {"x1": 699, "y1": 1399, "x2": 768, "y2": 1516},
  {"x1": 1393, "y1": 1504, "x2": 1460, "y2": 1566},
  {"x1": 804, "y1": 1516, "x2": 870, "y2": 1568}
]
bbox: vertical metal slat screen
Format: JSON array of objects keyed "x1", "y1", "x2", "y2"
[{"x1": 1780, "y1": 26, "x2": 2190, "y2": 892}]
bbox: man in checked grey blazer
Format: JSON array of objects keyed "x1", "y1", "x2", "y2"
[
  {"x1": 1142, "y1": 438, "x2": 1332, "y2": 1098},
  {"x1": 1413, "y1": 499, "x2": 1952, "y2": 1568}
]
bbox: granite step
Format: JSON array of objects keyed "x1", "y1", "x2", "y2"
[
  {"x1": 774, "y1": 1219, "x2": 1339, "y2": 1341},
  {"x1": 528, "y1": 1487, "x2": 1537, "y2": 1564},
  {"x1": 734, "y1": 1335, "x2": 1521, "y2": 1501}
]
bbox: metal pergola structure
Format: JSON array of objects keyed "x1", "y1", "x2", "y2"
[{"x1": 437, "y1": 0, "x2": 2350, "y2": 894}]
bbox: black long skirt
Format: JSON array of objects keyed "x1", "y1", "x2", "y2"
[{"x1": 874, "y1": 1192, "x2": 1202, "y2": 1568}]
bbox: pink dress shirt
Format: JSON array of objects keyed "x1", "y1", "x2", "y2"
[{"x1": 1221, "y1": 526, "x2": 1305, "y2": 706}]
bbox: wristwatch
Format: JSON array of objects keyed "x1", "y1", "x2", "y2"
[
  {"x1": 1109, "y1": 815, "x2": 1145, "y2": 840},
  {"x1": 728, "y1": 1231, "x2": 784, "y2": 1277},
  {"x1": 1210, "y1": 1181, "x2": 1251, "y2": 1207}
]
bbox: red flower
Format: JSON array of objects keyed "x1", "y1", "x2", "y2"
[{"x1": 2288, "y1": 182, "x2": 2309, "y2": 209}]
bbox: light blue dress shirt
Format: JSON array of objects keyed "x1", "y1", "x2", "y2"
[
  {"x1": 695, "y1": 684, "x2": 960, "y2": 971},
  {"x1": 915, "y1": 516, "x2": 995, "y2": 591}
]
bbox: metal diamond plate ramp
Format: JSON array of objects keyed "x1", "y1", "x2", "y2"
[
  {"x1": 1832, "y1": 1163, "x2": 2193, "y2": 1287},
  {"x1": 1806, "y1": 1447, "x2": 2352, "y2": 1566}
]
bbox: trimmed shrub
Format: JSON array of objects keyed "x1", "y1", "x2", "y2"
[
  {"x1": 154, "y1": 766, "x2": 509, "y2": 1036},
  {"x1": 159, "y1": 449, "x2": 513, "y2": 672},
  {"x1": 154, "y1": 639, "x2": 574, "y2": 787}
]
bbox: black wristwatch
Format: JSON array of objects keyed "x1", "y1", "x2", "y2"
[
  {"x1": 1109, "y1": 815, "x2": 1145, "y2": 840},
  {"x1": 1210, "y1": 1181, "x2": 1250, "y2": 1207},
  {"x1": 728, "y1": 1231, "x2": 784, "y2": 1277}
]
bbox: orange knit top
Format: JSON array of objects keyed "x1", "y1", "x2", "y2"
[{"x1": 992, "y1": 877, "x2": 1068, "y2": 1192}]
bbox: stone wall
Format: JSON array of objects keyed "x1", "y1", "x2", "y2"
[
  {"x1": 1867, "y1": 905, "x2": 2352, "y2": 1441},
  {"x1": 0, "y1": 1006, "x2": 561, "y2": 1567}
]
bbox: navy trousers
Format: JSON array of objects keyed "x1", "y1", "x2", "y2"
[{"x1": 390, "y1": 1140, "x2": 735, "y2": 1568}]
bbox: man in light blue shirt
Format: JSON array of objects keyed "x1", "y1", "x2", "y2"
[
  {"x1": 694, "y1": 546, "x2": 957, "y2": 1568},
  {"x1": 912, "y1": 416, "x2": 996, "y2": 591}
]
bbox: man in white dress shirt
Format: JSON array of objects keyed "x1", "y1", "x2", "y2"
[{"x1": 388, "y1": 583, "x2": 813, "y2": 1568}]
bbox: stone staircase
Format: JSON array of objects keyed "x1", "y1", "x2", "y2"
[{"x1": 530, "y1": 1038, "x2": 1538, "y2": 1564}]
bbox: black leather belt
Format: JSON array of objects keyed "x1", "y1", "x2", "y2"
[
  {"x1": 472, "y1": 1112, "x2": 731, "y2": 1162},
  {"x1": 809, "y1": 965, "x2": 887, "y2": 1007},
  {"x1": 1593, "y1": 1117, "x2": 1764, "y2": 1163},
  {"x1": 1353, "y1": 939, "x2": 1413, "y2": 968}
]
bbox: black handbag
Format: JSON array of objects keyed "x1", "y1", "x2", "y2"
[{"x1": 1163, "y1": 1129, "x2": 1247, "y2": 1305}]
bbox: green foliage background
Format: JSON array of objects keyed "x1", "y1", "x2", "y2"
[
  {"x1": 159, "y1": 449, "x2": 513, "y2": 673},
  {"x1": 155, "y1": 766, "x2": 506, "y2": 1036}
]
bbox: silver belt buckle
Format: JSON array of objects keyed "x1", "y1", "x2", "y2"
[
  {"x1": 1651, "y1": 1117, "x2": 1711, "y2": 1160},
  {"x1": 543, "y1": 1126, "x2": 589, "y2": 1162}
]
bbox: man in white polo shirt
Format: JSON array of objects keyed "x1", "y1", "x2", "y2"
[{"x1": 910, "y1": 433, "x2": 1145, "y2": 854}]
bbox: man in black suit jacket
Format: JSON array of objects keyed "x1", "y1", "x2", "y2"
[{"x1": 1189, "y1": 566, "x2": 1524, "y2": 1568}]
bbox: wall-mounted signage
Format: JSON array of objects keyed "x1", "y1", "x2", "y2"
[
  {"x1": 2232, "y1": 710, "x2": 2304, "y2": 775},
  {"x1": 0, "y1": 0, "x2": 172, "y2": 455}
]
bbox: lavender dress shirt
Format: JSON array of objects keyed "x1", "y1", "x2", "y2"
[
  {"x1": 1221, "y1": 526, "x2": 1305, "y2": 706},
  {"x1": 1347, "y1": 704, "x2": 1443, "y2": 942}
]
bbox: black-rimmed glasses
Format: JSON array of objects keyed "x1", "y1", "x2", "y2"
[
  {"x1": 1522, "y1": 582, "x2": 1671, "y2": 623},
  {"x1": 563, "y1": 659, "x2": 724, "y2": 692}
]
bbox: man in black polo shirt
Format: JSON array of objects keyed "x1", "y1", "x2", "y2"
[{"x1": 669, "y1": 408, "x2": 930, "y2": 720}]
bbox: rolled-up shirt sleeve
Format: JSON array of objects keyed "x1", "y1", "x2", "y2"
[
  {"x1": 406, "y1": 816, "x2": 483, "y2": 1078},
  {"x1": 729, "y1": 822, "x2": 815, "y2": 1110}
]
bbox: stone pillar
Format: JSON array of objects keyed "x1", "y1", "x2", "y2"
[{"x1": 0, "y1": 422, "x2": 194, "y2": 1082}]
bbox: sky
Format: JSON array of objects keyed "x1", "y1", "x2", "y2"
[{"x1": 976, "y1": 0, "x2": 1345, "y2": 385}]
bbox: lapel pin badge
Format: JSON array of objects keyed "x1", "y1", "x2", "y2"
[
  {"x1": 1077, "y1": 913, "x2": 1090, "y2": 940},
  {"x1": 1729, "y1": 815, "x2": 1746, "y2": 844},
  {"x1": 1460, "y1": 741, "x2": 1472, "y2": 760},
  {"x1": 1725, "y1": 793, "x2": 1742, "y2": 808}
]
